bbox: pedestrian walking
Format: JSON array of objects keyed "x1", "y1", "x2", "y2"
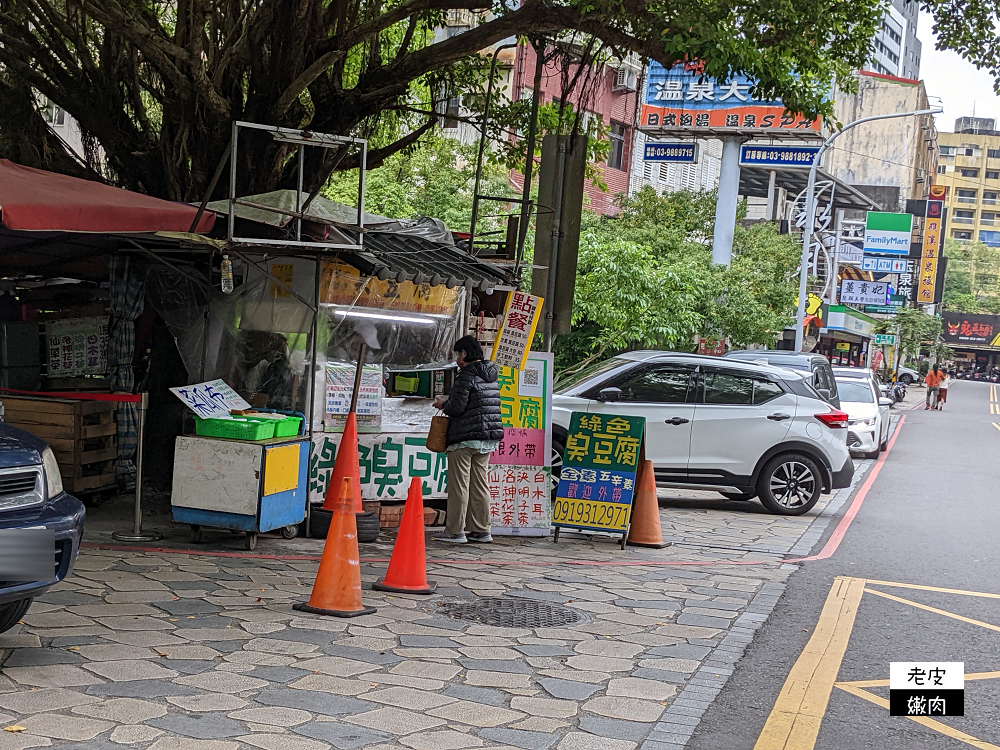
[
  {"x1": 924, "y1": 364, "x2": 945, "y2": 410},
  {"x1": 431, "y1": 336, "x2": 504, "y2": 544},
  {"x1": 937, "y1": 367, "x2": 949, "y2": 410}
]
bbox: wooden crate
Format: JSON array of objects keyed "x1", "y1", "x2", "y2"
[{"x1": 0, "y1": 395, "x2": 117, "y2": 494}]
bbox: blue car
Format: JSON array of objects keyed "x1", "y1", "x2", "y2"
[{"x1": 0, "y1": 421, "x2": 85, "y2": 633}]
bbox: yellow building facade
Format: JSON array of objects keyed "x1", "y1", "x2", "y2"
[{"x1": 936, "y1": 131, "x2": 1000, "y2": 245}]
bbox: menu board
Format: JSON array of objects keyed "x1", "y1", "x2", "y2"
[{"x1": 46, "y1": 317, "x2": 108, "y2": 378}]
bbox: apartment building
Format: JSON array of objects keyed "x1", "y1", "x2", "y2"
[
  {"x1": 864, "y1": 0, "x2": 921, "y2": 81},
  {"x1": 936, "y1": 121, "x2": 1000, "y2": 245}
]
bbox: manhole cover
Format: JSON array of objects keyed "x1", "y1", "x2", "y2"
[{"x1": 439, "y1": 598, "x2": 584, "y2": 628}]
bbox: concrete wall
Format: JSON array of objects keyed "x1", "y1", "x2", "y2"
[{"x1": 824, "y1": 72, "x2": 938, "y2": 213}]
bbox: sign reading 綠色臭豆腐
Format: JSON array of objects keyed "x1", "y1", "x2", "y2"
[
  {"x1": 890, "y1": 662, "x2": 963, "y2": 716},
  {"x1": 864, "y1": 212, "x2": 912, "y2": 256},
  {"x1": 552, "y1": 412, "x2": 645, "y2": 536}
]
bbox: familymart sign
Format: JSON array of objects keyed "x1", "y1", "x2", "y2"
[{"x1": 863, "y1": 212, "x2": 912, "y2": 256}]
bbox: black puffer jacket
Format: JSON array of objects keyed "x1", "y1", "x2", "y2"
[{"x1": 443, "y1": 360, "x2": 504, "y2": 446}]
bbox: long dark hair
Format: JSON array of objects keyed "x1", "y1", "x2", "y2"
[{"x1": 454, "y1": 335, "x2": 484, "y2": 362}]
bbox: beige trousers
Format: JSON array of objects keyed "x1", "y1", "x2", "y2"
[{"x1": 446, "y1": 447, "x2": 492, "y2": 535}]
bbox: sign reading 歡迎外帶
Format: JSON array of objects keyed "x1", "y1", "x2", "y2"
[
  {"x1": 493, "y1": 291, "x2": 543, "y2": 370},
  {"x1": 863, "y1": 212, "x2": 912, "y2": 256},
  {"x1": 642, "y1": 62, "x2": 822, "y2": 133},
  {"x1": 643, "y1": 143, "x2": 698, "y2": 163},
  {"x1": 552, "y1": 412, "x2": 645, "y2": 534},
  {"x1": 738, "y1": 145, "x2": 820, "y2": 167}
]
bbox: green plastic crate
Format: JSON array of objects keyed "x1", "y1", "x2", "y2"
[
  {"x1": 194, "y1": 416, "x2": 276, "y2": 441},
  {"x1": 274, "y1": 415, "x2": 303, "y2": 437}
]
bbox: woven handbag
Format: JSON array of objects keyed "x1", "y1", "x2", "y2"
[{"x1": 426, "y1": 413, "x2": 449, "y2": 453}]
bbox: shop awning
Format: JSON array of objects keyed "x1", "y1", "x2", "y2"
[
  {"x1": 740, "y1": 167, "x2": 876, "y2": 212},
  {"x1": 0, "y1": 160, "x2": 215, "y2": 234}
]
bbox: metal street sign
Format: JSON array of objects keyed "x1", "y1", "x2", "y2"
[
  {"x1": 738, "y1": 145, "x2": 820, "y2": 167},
  {"x1": 864, "y1": 212, "x2": 912, "y2": 256},
  {"x1": 864, "y1": 305, "x2": 901, "y2": 315},
  {"x1": 874, "y1": 334, "x2": 897, "y2": 345},
  {"x1": 643, "y1": 142, "x2": 698, "y2": 163},
  {"x1": 862, "y1": 256, "x2": 909, "y2": 272}
]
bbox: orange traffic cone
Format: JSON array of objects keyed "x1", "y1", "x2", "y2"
[
  {"x1": 324, "y1": 412, "x2": 363, "y2": 513},
  {"x1": 374, "y1": 478, "x2": 436, "y2": 595},
  {"x1": 294, "y1": 477, "x2": 376, "y2": 618},
  {"x1": 626, "y1": 459, "x2": 669, "y2": 549}
]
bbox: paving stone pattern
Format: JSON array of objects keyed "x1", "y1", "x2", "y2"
[{"x1": 0, "y1": 465, "x2": 873, "y2": 750}]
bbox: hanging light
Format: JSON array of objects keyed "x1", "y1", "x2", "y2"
[{"x1": 221, "y1": 255, "x2": 234, "y2": 294}]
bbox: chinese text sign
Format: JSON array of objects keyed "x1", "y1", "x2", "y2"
[
  {"x1": 169, "y1": 379, "x2": 252, "y2": 419},
  {"x1": 552, "y1": 412, "x2": 645, "y2": 534},
  {"x1": 493, "y1": 291, "x2": 543, "y2": 370},
  {"x1": 46, "y1": 317, "x2": 108, "y2": 378}
]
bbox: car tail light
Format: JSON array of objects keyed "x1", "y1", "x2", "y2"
[{"x1": 814, "y1": 409, "x2": 849, "y2": 429}]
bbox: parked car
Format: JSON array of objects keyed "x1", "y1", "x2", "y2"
[
  {"x1": 896, "y1": 365, "x2": 918, "y2": 385},
  {"x1": 832, "y1": 366, "x2": 893, "y2": 459},
  {"x1": 0, "y1": 422, "x2": 85, "y2": 634},
  {"x1": 721, "y1": 350, "x2": 841, "y2": 409},
  {"x1": 552, "y1": 352, "x2": 854, "y2": 516}
]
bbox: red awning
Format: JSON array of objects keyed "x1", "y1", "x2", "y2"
[{"x1": 0, "y1": 160, "x2": 215, "y2": 234}]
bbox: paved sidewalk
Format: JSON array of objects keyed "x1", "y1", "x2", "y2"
[{"x1": 0, "y1": 459, "x2": 877, "y2": 750}]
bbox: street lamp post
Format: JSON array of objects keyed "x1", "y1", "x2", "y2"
[{"x1": 794, "y1": 107, "x2": 941, "y2": 351}]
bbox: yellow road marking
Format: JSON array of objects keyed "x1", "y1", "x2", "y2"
[
  {"x1": 837, "y1": 670, "x2": 1000, "y2": 689},
  {"x1": 994, "y1": 422, "x2": 1000, "y2": 432},
  {"x1": 835, "y1": 683, "x2": 1000, "y2": 750},
  {"x1": 865, "y1": 579, "x2": 1000, "y2": 600},
  {"x1": 865, "y1": 588, "x2": 1000, "y2": 633},
  {"x1": 753, "y1": 577, "x2": 866, "y2": 750}
]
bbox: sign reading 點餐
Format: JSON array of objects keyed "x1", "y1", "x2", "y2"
[{"x1": 552, "y1": 412, "x2": 645, "y2": 534}]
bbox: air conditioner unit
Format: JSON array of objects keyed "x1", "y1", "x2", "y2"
[{"x1": 614, "y1": 67, "x2": 638, "y2": 91}]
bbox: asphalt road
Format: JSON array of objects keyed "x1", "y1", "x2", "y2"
[{"x1": 688, "y1": 379, "x2": 1000, "y2": 750}]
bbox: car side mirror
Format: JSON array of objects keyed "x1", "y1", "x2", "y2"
[
  {"x1": 816, "y1": 387, "x2": 832, "y2": 400},
  {"x1": 879, "y1": 397, "x2": 893, "y2": 407},
  {"x1": 598, "y1": 387, "x2": 622, "y2": 402}
]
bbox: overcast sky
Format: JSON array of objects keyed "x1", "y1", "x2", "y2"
[{"x1": 918, "y1": 9, "x2": 1000, "y2": 132}]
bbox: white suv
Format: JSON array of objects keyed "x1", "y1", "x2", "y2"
[{"x1": 552, "y1": 352, "x2": 854, "y2": 515}]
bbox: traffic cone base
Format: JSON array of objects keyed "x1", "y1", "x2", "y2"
[
  {"x1": 626, "y1": 459, "x2": 670, "y2": 549},
  {"x1": 293, "y1": 601, "x2": 377, "y2": 618},
  {"x1": 372, "y1": 579, "x2": 437, "y2": 595},
  {"x1": 374, "y1": 477, "x2": 436, "y2": 594}
]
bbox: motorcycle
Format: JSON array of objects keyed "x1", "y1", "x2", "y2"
[{"x1": 891, "y1": 381, "x2": 907, "y2": 404}]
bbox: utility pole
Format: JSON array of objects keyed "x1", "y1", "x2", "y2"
[
  {"x1": 794, "y1": 107, "x2": 941, "y2": 351},
  {"x1": 711, "y1": 137, "x2": 743, "y2": 266}
]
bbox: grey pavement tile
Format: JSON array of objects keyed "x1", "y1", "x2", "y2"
[
  {"x1": 639, "y1": 740, "x2": 687, "y2": 750},
  {"x1": 412, "y1": 617, "x2": 467, "y2": 631},
  {"x1": 246, "y1": 666, "x2": 314, "y2": 683},
  {"x1": 169, "y1": 580, "x2": 219, "y2": 590},
  {"x1": 514, "y1": 645, "x2": 574, "y2": 657},
  {"x1": 630, "y1": 668, "x2": 688, "y2": 684},
  {"x1": 646, "y1": 644, "x2": 712, "y2": 660},
  {"x1": 173, "y1": 616, "x2": 234, "y2": 629},
  {"x1": 294, "y1": 720, "x2": 392, "y2": 749},
  {"x1": 34, "y1": 591, "x2": 105, "y2": 606},
  {"x1": 458, "y1": 659, "x2": 533, "y2": 674},
  {"x1": 675, "y1": 614, "x2": 737, "y2": 629},
  {"x1": 147, "y1": 712, "x2": 246, "y2": 740},
  {"x1": 686, "y1": 638, "x2": 719, "y2": 647},
  {"x1": 506, "y1": 590, "x2": 572, "y2": 604},
  {"x1": 579, "y1": 717, "x2": 654, "y2": 742},
  {"x1": 263, "y1": 627, "x2": 342, "y2": 646},
  {"x1": 153, "y1": 599, "x2": 222, "y2": 616},
  {"x1": 49, "y1": 635, "x2": 108, "y2": 648},
  {"x1": 479, "y1": 728, "x2": 558, "y2": 750},
  {"x1": 614, "y1": 600, "x2": 680, "y2": 611},
  {"x1": 2, "y1": 648, "x2": 84, "y2": 666},
  {"x1": 440, "y1": 684, "x2": 509, "y2": 707},
  {"x1": 537, "y1": 678, "x2": 602, "y2": 701},
  {"x1": 256, "y1": 687, "x2": 375, "y2": 716},
  {"x1": 399, "y1": 635, "x2": 459, "y2": 648},
  {"x1": 682, "y1": 600, "x2": 742, "y2": 611},
  {"x1": 86, "y1": 679, "x2": 201, "y2": 698},
  {"x1": 164, "y1": 659, "x2": 218, "y2": 675},
  {"x1": 322, "y1": 644, "x2": 404, "y2": 664},
  {"x1": 657, "y1": 713, "x2": 700, "y2": 727}
]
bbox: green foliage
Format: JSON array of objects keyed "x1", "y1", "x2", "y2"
[
  {"x1": 555, "y1": 187, "x2": 800, "y2": 377},
  {"x1": 324, "y1": 133, "x2": 514, "y2": 232},
  {"x1": 892, "y1": 307, "x2": 943, "y2": 363},
  {"x1": 942, "y1": 238, "x2": 1000, "y2": 314}
]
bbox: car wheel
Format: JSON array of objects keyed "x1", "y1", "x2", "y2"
[
  {"x1": 0, "y1": 597, "x2": 32, "y2": 635},
  {"x1": 719, "y1": 491, "x2": 756, "y2": 501},
  {"x1": 551, "y1": 438, "x2": 564, "y2": 481},
  {"x1": 756, "y1": 454, "x2": 822, "y2": 516},
  {"x1": 900, "y1": 374, "x2": 913, "y2": 385}
]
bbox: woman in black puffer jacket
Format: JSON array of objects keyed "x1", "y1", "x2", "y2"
[{"x1": 431, "y1": 336, "x2": 504, "y2": 544}]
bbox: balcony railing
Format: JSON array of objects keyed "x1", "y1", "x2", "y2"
[
  {"x1": 957, "y1": 196, "x2": 977, "y2": 203},
  {"x1": 984, "y1": 198, "x2": 998, "y2": 205},
  {"x1": 982, "y1": 218, "x2": 995, "y2": 226},
  {"x1": 953, "y1": 216, "x2": 975, "y2": 224}
]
